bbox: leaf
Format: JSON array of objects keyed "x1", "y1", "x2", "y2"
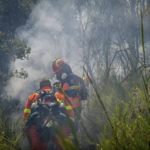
[
  {"x1": 146, "y1": 75, "x2": 150, "y2": 83},
  {"x1": 137, "y1": 87, "x2": 150, "y2": 109}
]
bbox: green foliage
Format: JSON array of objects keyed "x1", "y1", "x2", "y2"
[
  {"x1": 99, "y1": 98, "x2": 150, "y2": 150},
  {"x1": 0, "y1": 31, "x2": 31, "y2": 60},
  {"x1": 0, "y1": 121, "x2": 24, "y2": 150},
  {"x1": 56, "y1": 133, "x2": 76, "y2": 150},
  {"x1": 87, "y1": 4, "x2": 150, "y2": 150},
  {"x1": 0, "y1": 0, "x2": 36, "y2": 82},
  {"x1": 0, "y1": 98, "x2": 25, "y2": 150},
  {"x1": 0, "y1": 31, "x2": 31, "y2": 88},
  {"x1": 84, "y1": 75, "x2": 150, "y2": 150},
  {"x1": 0, "y1": 0, "x2": 35, "y2": 150},
  {"x1": 0, "y1": 0, "x2": 150, "y2": 150},
  {"x1": 10, "y1": 69, "x2": 28, "y2": 79},
  {"x1": 0, "y1": 0, "x2": 37, "y2": 29}
]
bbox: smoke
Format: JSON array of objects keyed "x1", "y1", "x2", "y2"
[{"x1": 5, "y1": 0, "x2": 83, "y2": 107}]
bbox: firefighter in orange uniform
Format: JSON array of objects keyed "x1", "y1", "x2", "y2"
[
  {"x1": 23, "y1": 79, "x2": 52, "y2": 150},
  {"x1": 23, "y1": 79, "x2": 75, "y2": 150},
  {"x1": 52, "y1": 59, "x2": 88, "y2": 132}
]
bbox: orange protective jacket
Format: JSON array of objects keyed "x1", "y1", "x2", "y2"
[
  {"x1": 23, "y1": 86, "x2": 74, "y2": 150},
  {"x1": 54, "y1": 91, "x2": 75, "y2": 122},
  {"x1": 60, "y1": 74, "x2": 82, "y2": 109},
  {"x1": 22, "y1": 86, "x2": 52, "y2": 122}
]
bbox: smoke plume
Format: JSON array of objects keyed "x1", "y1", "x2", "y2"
[{"x1": 6, "y1": 0, "x2": 83, "y2": 107}]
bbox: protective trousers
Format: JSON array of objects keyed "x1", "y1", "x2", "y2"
[{"x1": 28, "y1": 125, "x2": 48, "y2": 150}]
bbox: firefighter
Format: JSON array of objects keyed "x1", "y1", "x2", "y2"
[
  {"x1": 52, "y1": 59, "x2": 88, "y2": 132},
  {"x1": 23, "y1": 79, "x2": 52, "y2": 150},
  {"x1": 23, "y1": 79, "x2": 75, "y2": 150}
]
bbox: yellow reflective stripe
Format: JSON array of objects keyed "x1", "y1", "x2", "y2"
[
  {"x1": 57, "y1": 98, "x2": 62, "y2": 103},
  {"x1": 69, "y1": 85, "x2": 79, "y2": 90},
  {"x1": 69, "y1": 117, "x2": 75, "y2": 122},
  {"x1": 65, "y1": 106, "x2": 72, "y2": 110},
  {"x1": 35, "y1": 101, "x2": 38, "y2": 104},
  {"x1": 55, "y1": 59, "x2": 61, "y2": 67},
  {"x1": 24, "y1": 109, "x2": 31, "y2": 114}
]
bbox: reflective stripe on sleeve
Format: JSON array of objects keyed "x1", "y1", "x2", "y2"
[
  {"x1": 65, "y1": 106, "x2": 72, "y2": 110},
  {"x1": 69, "y1": 85, "x2": 79, "y2": 90},
  {"x1": 56, "y1": 98, "x2": 62, "y2": 103},
  {"x1": 24, "y1": 109, "x2": 31, "y2": 114}
]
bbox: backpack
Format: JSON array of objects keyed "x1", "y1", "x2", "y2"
[{"x1": 36, "y1": 90, "x2": 57, "y2": 104}]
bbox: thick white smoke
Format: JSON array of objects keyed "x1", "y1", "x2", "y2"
[{"x1": 6, "y1": 0, "x2": 83, "y2": 106}]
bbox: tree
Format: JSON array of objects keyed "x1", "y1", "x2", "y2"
[
  {"x1": 0, "y1": 0, "x2": 38, "y2": 88},
  {"x1": 0, "y1": 1, "x2": 37, "y2": 149},
  {"x1": 74, "y1": 0, "x2": 150, "y2": 87}
]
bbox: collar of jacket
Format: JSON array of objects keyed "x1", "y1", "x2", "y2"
[{"x1": 41, "y1": 86, "x2": 52, "y2": 91}]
